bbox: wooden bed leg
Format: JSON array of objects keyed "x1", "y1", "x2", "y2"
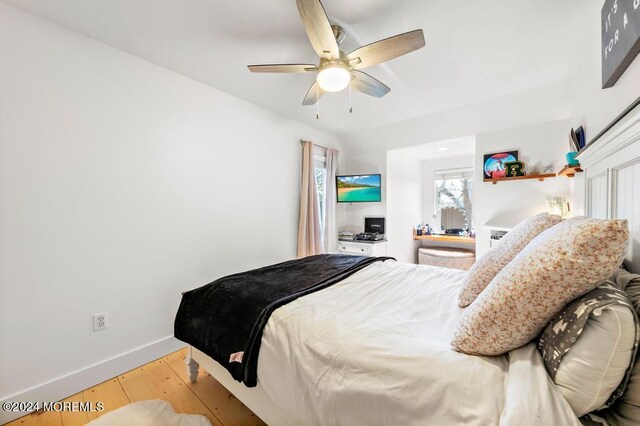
[{"x1": 185, "y1": 347, "x2": 199, "y2": 383}]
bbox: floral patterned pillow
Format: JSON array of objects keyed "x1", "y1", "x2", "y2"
[
  {"x1": 452, "y1": 217, "x2": 629, "y2": 356},
  {"x1": 458, "y1": 212, "x2": 563, "y2": 307}
]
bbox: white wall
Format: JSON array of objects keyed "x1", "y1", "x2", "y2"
[
  {"x1": 569, "y1": 0, "x2": 640, "y2": 217},
  {"x1": 339, "y1": 81, "x2": 573, "y2": 157},
  {"x1": 336, "y1": 81, "x2": 573, "y2": 233},
  {"x1": 0, "y1": 3, "x2": 341, "y2": 417},
  {"x1": 570, "y1": 0, "x2": 640, "y2": 143},
  {"x1": 386, "y1": 150, "x2": 423, "y2": 263},
  {"x1": 474, "y1": 120, "x2": 571, "y2": 257},
  {"x1": 337, "y1": 0, "x2": 639, "y2": 257}
]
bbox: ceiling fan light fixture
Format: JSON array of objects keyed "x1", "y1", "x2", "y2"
[
  {"x1": 247, "y1": 0, "x2": 426, "y2": 106},
  {"x1": 317, "y1": 63, "x2": 350, "y2": 92}
]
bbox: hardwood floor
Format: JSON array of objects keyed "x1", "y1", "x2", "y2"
[{"x1": 6, "y1": 348, "x2": 266, "y2": 426}]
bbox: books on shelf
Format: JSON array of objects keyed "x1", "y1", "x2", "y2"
[{"x1": 570, "y1": 126, "x2": 586, "y2": 152}]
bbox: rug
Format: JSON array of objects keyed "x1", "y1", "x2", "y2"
[{"x1": 87, "y1": 399, "x2": 212, "y2": 426}]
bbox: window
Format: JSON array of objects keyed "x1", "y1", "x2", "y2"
[
  {"x1": 314, "y1": 147, "x2": 327, "y2": 234},
  {"x1": 434, "y1": 168, "x2": 473, "y2": 231}
]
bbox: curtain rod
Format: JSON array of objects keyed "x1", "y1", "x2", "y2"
[
  {"x1": 300, "y1": 139, "x2": 339, "y2": 152},
  {"x1": 434, "y1": 167, "x2": 474, "y2": 174}
]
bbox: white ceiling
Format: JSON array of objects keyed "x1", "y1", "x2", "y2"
[
  {"x1": 390, "y1": 135, "x2": 476, "y2": 161},
  {"x1": 4, "y1": 0, "x2": 586, "y2": 136}
]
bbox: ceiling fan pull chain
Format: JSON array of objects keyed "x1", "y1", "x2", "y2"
[
  {"x1": 349, "y1": 79, "x2": 353, "y2": 114},
  {"x1": 316, "y1": 84, "x2": 320, "y2": 119}
]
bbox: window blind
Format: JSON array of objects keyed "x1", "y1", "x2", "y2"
[
  {"x1": 434, "y1": 167, "x2": 473, "y2": 180},
  {"x1": 313, "y1": 145, "x2": 327, "y2": 165}
]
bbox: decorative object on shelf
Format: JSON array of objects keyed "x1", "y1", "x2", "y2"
[
  {"x1": 566, "y1": 151, "x2": 579, "y2": 166},
  {"x1": 414, "y1": 224, "x2": 435, "y2": 236},
  {"x1": 601, "y1": 0, "x2": 640, "y2": 89},
  {"x1": 504, "y1": 161, "x2": 526, "y2": 178},
  {"x1": 569, "y1": 129, "x2": 580, "y2": 152},
  {"x1": 544, "y1": 162, "x2": 556, "y2": 174},
  {"x1": 566, "y1": 126, "x2": 585, "y2": 166},
  {"x1": 546, "y1": 196, "x2": 571, "y2": 219},
  {"x1": 569, "y1": 127, "x2": 586, "y2": 152},
  {"x1": 483, "y1": 150, "x2": 519, "y2": 179},
  {"x1": 529, "y1": 161, "x2": 545, "y2": 175},
  {"x1": 338, "y1": 230, "x2": 356, "y2": 241},
  {"x1": 575, "y1": 127, "x2": 586, "y2": 149},
  {"x1": 558, "y1": 165, "x2": 583, "y2": 178}
]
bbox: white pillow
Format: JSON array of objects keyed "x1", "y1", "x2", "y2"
[{"x1": 554, "y1": 304, "x2": 636, "y2": 416}]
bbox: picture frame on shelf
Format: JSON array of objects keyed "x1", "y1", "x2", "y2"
[{"x1": 483, "y1": 150, "x2": 519, "y2": 179}]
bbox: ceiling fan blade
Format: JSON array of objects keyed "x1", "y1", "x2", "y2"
[
  {"x1": 296, "y1": 0, "x2": 340, "y2": 60},
  {"x1": 247, "y1": 64, "x2": 317, "y2": 73},
  {"x1": 351, "y1": 70, "x2": 390, "y2": 98},
  {"x1": 302, "y1": 81, "x2": 324, "y2": 105},
  {"x1": 347, "y1": 29, "x2": 425, "y2": 70}
]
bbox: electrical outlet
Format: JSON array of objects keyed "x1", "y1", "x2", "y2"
[{"x1": 93, "y1": 312, "x2": 107, "y2": 332}]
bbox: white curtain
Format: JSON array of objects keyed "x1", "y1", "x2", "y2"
[
  {"x1": 297, "y1": 141, "x2": 323, "y2": 257},
  {"x1": 323, "y1": 148, "x2": 338, "y2": 253}
]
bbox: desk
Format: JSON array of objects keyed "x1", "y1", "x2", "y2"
[{"x1": 412, "y1": 234, "x2": 476, "y2": 244}]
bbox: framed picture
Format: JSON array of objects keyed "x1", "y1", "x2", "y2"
[
  {"x1": 601, "y1": 0, "x2": 640, "y2": 88},
  {"x1": 483, "y1": 150, "x2": 519, "y2": 179}
]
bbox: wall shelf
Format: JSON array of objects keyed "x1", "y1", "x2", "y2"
[
  {"x1": 413, "y1": 234, "x2": 476, "y2": 244},
  {"x1": 558, "y1": 165, "x2": 583, "y2": 178},
  {"x1": 483, "y1": 173, "x2": 556, "y2": 185}
]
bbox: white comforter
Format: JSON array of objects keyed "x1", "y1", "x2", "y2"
[{"x1": 257, "y1": 260, "x2": 580, "y2": 426}]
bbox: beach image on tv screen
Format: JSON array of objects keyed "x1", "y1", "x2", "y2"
[{"x1": 337, "y1": 175, "x2": 381, "y2": 202}]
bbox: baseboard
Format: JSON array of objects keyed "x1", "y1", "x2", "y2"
[{"x1": 0, "y1": 336, "x2": 185, "y2": 424}]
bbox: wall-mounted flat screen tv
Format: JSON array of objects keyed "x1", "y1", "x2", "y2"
[{"x1": 336, "y1": 174, "x2": 382, "y2": 203}]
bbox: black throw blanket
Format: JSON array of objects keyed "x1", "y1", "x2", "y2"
[{"x1": 174, "y1": 254, "x2": 392, "y2": 387}]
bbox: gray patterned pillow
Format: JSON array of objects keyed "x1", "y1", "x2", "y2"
[
  {"x1": 580, "y1": 413, "x2": 609, "y2": 425},
  {"x1": 539, "y1": 282, "x2": 639, "y2": 416},
  {"x1": 596, "y1": 269, "x2": 640, "y2": 425}
]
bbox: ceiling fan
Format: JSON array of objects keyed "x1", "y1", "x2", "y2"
[{"x1": 247, "y1": 0, "x2": 426, "y2": 113}]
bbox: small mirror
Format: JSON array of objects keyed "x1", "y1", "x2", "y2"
[
  {"x1": 440, "y1": 207, "x2": 467, "y2": 230},
  {"x1": 435, "y1": 170, "x2": 473, "y2": 232}
]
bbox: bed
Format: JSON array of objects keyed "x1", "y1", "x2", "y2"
[
  {"x1": 176, "y1": 100, "x2": 640, "y2": 426},
  {"x1": 180, "y1": 261, "x2": 580, "y2": 425}
]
